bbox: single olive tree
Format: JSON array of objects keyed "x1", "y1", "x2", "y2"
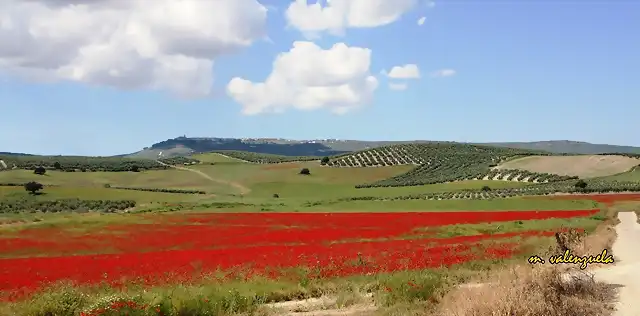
[
  {"x1": 24, "y1": 181, "x2": 44, "y2": 195},
  {"x1": 320, "y1": 157, "x2": 330, "y2": 165},
  {"x1": 299, "y1": 168, "x2": 311, "y2": 175},
  {"x1": 574, "y1": 180, "x2": 588, "y2": 189},
  {"x1": 33, "y1": 166, "x2": 46, "y2": 175}
]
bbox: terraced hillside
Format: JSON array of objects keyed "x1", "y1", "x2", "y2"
[{"x1": 324, "y1": 143, "x2": 583, "y2": 188}]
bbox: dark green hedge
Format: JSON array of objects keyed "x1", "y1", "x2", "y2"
[
  {"x1": 0, "y1": 155, "x2": 199, "y2": 172},
  {"x1": 107, "y1": 185, "x2": 206, "y2": 195},
  {"x1": 0, "y1": 198, "x2": 136, "y2": 213}
]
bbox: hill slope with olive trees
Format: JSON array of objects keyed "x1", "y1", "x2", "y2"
[
  {"x1": 324, "y1": 143, "x2": 582, "y2": 188},
  {"x1": 321, "y1": 143, "x2": 640, "y2": 189}
]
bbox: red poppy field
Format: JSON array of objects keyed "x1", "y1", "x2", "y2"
[{"x1": 0, "y1": 209, "x2": 600, "y2": 300}]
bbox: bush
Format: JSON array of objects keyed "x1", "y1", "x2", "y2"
[
  {"x1": 130, "y1": 165, "x2": 140, "y2": 172},
  {"x1": 24, "y1": 181, "x2": 44, "y2": 194},
  {"x1": 53, "y1": 162, "x2": 62, "y2": 169},
  {"x1": 273, "y1": 193, "x2": 280, "y2": 198},
  {"x1": 33, "y1": 166, "x2": 46, "y2": 175},
  {"x1": 321, "y1": 157, "x2": 330, "y2": 165},
  {"x1": 299, "y1": 168, "x2": 310, "y2": 175},
  {"x1": 574, "y1": 180, "x2": 588, "y2": 189},
  {"x1": 481, "y1": 185, "x2": 491, "y2": 192},
  {"x1": 107, "y1": 186, "x2": 206, "y2": 194}
]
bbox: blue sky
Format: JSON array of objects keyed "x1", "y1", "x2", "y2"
[{"x1": 1, "y1": 0, "x2": 638, "y2": 156}]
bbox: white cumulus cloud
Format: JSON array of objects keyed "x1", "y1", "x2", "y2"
[
  {"x1": 417, "y1": 16, "x2": 426, "y2": 25},
  {"x1": 388, "y1": 83, "x2": 408, "y2": 91},
  {"x1": 227, "y1": 41, "x2": 378, "y2": 115},
  {"x1": 0, "y1": 0, "x2": 268, "y2": 97},
  {"x1": 385, "y1": 64, "x2": 421, "y2": 79},
  {"x1": 431, "y1": 69, "x2": 457, "y2": 77},
  {"x1": 285, "y1": 0, "x2": 418, "y2": 37}
]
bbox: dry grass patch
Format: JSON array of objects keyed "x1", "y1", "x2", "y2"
[
  {"x1": 437, "y1": 265, "x2": 616, "y2": 316},
  {"x1": 496, "y1": 155, "x2": 640, "y2": 178}
]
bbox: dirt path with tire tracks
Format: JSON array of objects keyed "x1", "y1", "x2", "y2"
[{"x1": 156, "y1": 160, "x2": 250, "y2": 195}]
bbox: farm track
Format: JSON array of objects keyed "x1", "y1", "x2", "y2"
[
  {"x1": 592, "y1": 211, "x2": 640, "y2": 316},
  {"x1": 155, "y1": 160, "x2": 251, "y2": 195}
]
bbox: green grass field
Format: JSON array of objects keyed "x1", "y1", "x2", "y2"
[
  {"x1": 0, "y1": 161, "x2": 537, "y2": 205},
  {"x1": 601, "y1": 166, "x2": 640, "y2": 182},
  {"x1": 0, "y1": 169, "x2": 230, "y2": 192}
]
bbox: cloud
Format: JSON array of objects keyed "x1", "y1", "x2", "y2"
[
  {"x1": 227, "y1": 41, "x2": 378, "y2": 115},
  {"x1": 385, "y1": 64, "x2": 421, "y2": 79},
  {"x1": 417, "y1": 16, "x2": 426, "y2": 25},
  {"x1": 389, "y1": 83, "x2": 408, "y2": 91},
  {"x1": 285, "y1": 0, "x2": 418, "y2": 37},
  {"x1": 431, "y1": 69, "x2": 457, "y2": 77},
  {"x1": 0, "y1": 0, "x2": 267, "y2": 97}
]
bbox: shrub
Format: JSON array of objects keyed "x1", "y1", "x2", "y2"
[
  {"x1": 299, "y1": 168, "x2": 311, "y2": 175},
  {"x1": 53, "y1": 161, "x2": 62, "y2": 169},
  {"x1": 481, "y1": 185, "x2": 491, "y2": 192},
  {"x1": 33, "y1": 166, "x2": 46, "y2": 175},
  {"x1": 130, "y1": 165, "x2": 140, "y2": 172},
  {"x1": 321, "y1": 156, "x2": 330, "y2": 165},
  {"x1": 24, "y1": 181, "x2": 44, "y2": 194},
  {"x1": 273, "y1": 193, "x2": 280, "y2": 198},
  {"x1": 107, "y1": 186, "x2": 206, "y2": 194},
  {"x1": 574, "y1": 180, "x2": 588, "y2": 189}
]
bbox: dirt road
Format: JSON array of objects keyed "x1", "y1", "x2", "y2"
[
  {"x1": 593, "y1": 211, "x2": 640, "y2": 316},
  {"x1": 156, "y1": 160, "x2": 251, "y2": 195}
]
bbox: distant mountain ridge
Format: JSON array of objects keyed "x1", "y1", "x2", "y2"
[
  {"x1": 124, "y1": 137, "x2": 640, "y2": 159},
  {"x1": 4, "y1": 138, "x2": 639, "y2": 158},
  {"x1": 0, "y1": 152, "x2": 35, "y2": 156}
]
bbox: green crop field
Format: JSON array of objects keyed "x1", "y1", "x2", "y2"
[{"x1": 601, "y1": 166, "x2": 640, "y2": 182}]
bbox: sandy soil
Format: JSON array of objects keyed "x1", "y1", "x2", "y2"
[
  {"x1": 263, "y1": 293, "x2": 376, "y2": 316},
  {"x1": 496, "y1": 155, "x2": 640, "y2": 178},
  {"x1": 593, "y1": 211, "x2": 640, "y2": 316}
]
